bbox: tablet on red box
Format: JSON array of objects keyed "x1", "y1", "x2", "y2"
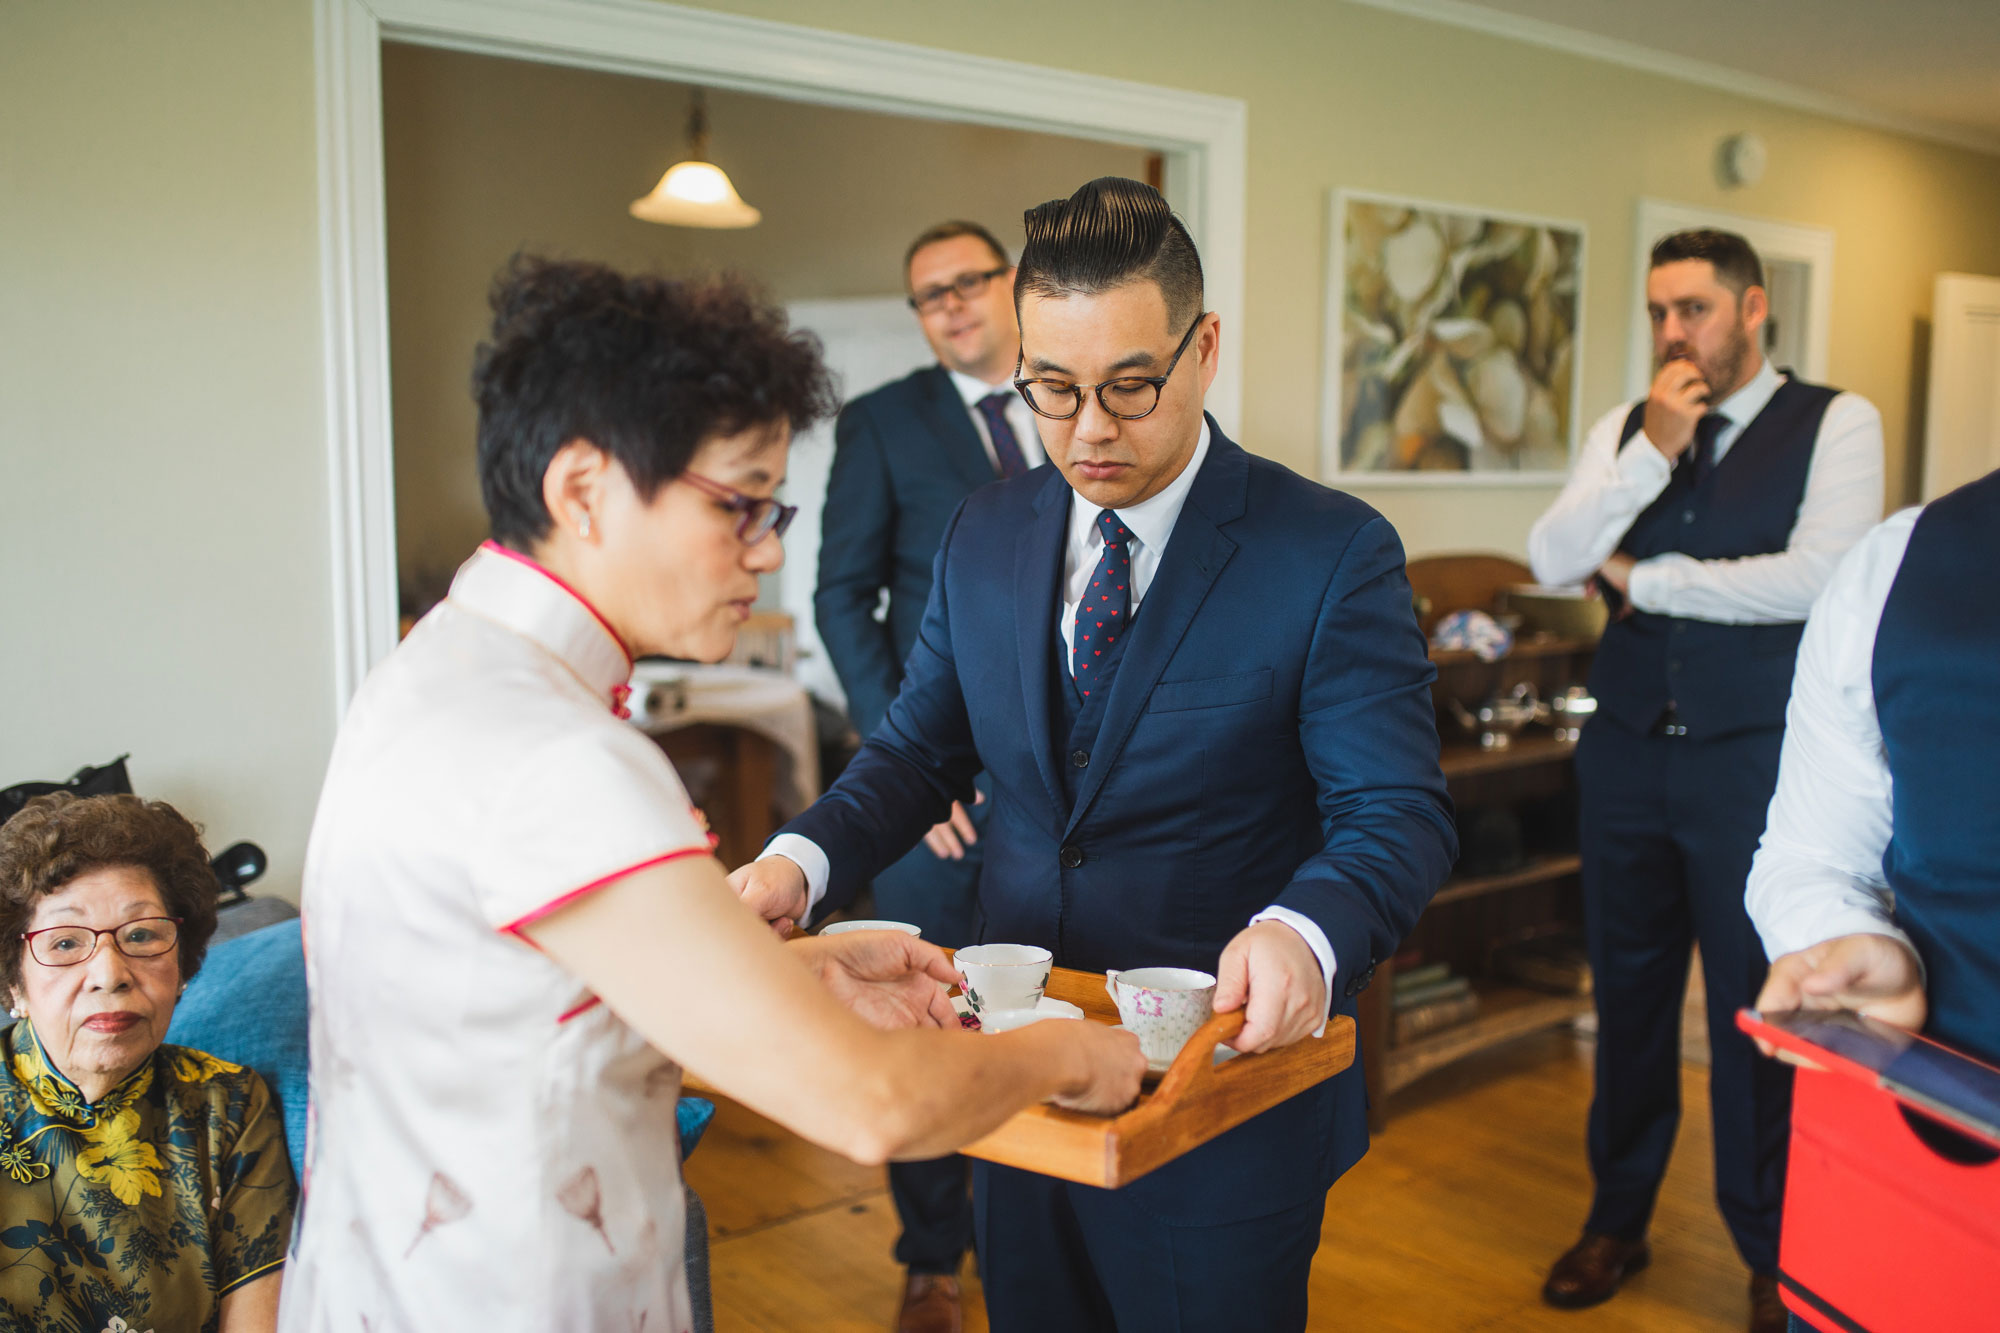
[{"x1": 1738, "y1": 1008, "x2": 2000, "y2": 1332}]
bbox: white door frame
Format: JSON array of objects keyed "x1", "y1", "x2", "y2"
[
  {"x1": 314, "y1": 0, "x2": 1248, "y2": 711},
  {"x1": 1625, "y1": 198, "x2": 1835, "y2": 401}
]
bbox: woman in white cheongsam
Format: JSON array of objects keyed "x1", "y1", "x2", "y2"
[{"x1": 279, "y1": 259, "x2": 1143, "y2": 1333}]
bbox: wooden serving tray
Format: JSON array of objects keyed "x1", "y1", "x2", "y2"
[{"x1": 957, "y1": 963, "x2": 1355, "y2": 1188}]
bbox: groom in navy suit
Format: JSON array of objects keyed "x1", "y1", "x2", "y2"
[{"x1": 735, "y1": 177, "x2": 1454, "y2": 1331}]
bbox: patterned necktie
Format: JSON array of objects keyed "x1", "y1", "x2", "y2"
[
  {"x1": 1071, "y1": 510, "x2": 1133, "y2": 697},
  {"x1": 1690, "y1": 412, "x2": 1728, "y2": 486},
  {"x1": 977, "y1": 392, "x2": 1029, "y2": 480}
]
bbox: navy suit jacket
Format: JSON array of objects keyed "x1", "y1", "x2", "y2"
[
  {"x1": 814, "y1": 364, "x2": 1000, "y2": 737},
  {"x1": 783, "y1": 420, "x2": 1455, "y2": 1220}
]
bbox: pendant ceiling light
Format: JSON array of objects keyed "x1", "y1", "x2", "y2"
[{"x1": 629, "y1": 89, "x2": 761, "y2": 229}]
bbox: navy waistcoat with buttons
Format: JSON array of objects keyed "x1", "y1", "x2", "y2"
[
  {"x1": 1871, "y1": 469, "x2": 2000, "y2": 1065},
  {"x1": 1052, "y1": 613, "x2": 1122, "y2": 813},
  {"x1": 1588, "y1": 376, "x2": 1839, "y2": 739}
]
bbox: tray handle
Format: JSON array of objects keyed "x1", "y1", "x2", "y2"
[{"x1": 1146, "y1": 1009, "x2": 1248, "y2": 1105}]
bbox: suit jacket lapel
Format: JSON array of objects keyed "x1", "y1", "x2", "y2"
[
  {"x1": 1015, "y1": 468, "x2": 1072, "y2": 820},
  {"x1": 1063, "y1": 422, "x2": 1246, "y2": 837},
  {"x1": 917, "y1": 366, "x2": 1000, "y2": 492}
]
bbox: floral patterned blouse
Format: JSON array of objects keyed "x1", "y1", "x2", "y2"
[{"x1": 0, "y1": 1019, "x2": 295, "y2": 1333}]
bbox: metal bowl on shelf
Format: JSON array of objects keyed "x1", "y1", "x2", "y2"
[
  {"x1": 1545, "y1": 685, "x2": 1597, "y2": 742},
  {"x1": 1500, "y1": 583, "x2": 1608, "y2": 641},
  {"x1": 1448, "y1": 683, "x2": 1544, "y2": 750}
]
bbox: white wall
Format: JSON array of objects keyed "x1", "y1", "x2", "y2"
[{"x1": 1, "y1": 1, "x2": 331, "y2": 898}]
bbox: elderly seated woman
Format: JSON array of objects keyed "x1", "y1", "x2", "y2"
[{"x1": 0, "y1": 792, "x2": 295, "y2": 1332}]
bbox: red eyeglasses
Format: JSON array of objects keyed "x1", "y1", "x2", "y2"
[{"x1": 675, "y1": 472, "x2": 797, "y2": 545}]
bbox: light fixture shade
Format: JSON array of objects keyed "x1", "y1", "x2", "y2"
[{"x1": 629, "y1": 160, "x2": 761, "y2": 228}]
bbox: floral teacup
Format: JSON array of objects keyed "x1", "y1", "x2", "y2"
[
  {"x1": 1105, "y1": 967, "x2": 1217, "y2": 1067},
  {"x1": 955, "y1": 944, "x2": 1052, "y2": 1015}
]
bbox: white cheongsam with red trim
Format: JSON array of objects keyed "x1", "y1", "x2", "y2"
[{"x1": 280, "y1": 543, "x2": 709, "y2": 1333}]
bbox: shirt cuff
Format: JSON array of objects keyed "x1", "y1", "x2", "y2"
[
  {"x1": 1248, "y1": 907, "x2": 1335, "y2": 1038},
  {"x1": 1760, "y1": 908, "x2": 1923, "y2": 984},
  {"x1": 1627, "y1": 552, "x2": 1690, "y2": 615},
  {"x1": 759, "y1": 833, "x2": 830, "y2": 919}
]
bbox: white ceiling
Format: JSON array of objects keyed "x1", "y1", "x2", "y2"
[{"x1": 1360, "y1": 0, "x2": 2000, "y2": 153}]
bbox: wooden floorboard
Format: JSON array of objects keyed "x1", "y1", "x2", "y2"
[{"x1": 686, "y1": 1031, "x2": 1748, "y2": 1332}]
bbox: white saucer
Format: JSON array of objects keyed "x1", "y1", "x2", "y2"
[{"x1": 951, "y1": 996, "x2": 1084, "y2": 1024}]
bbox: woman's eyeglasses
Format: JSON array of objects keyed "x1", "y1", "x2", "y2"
[
  {"x1": 676, "y1": 472, "x2": 797, "y2": 545},
  {"x1": 1014, "y1": 313, "x2": 1205, "y2": 422},
  {"x1": 22, "y1": 917, "x2": 182, "y2": 968}
]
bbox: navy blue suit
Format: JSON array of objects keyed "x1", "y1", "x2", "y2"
[
  {"x1": 782, "y1": 420, "x2": 1456, "y2": 1330},
  {"x1": 814, "y1": 364, "x2": 1003, "y2": 1275}
]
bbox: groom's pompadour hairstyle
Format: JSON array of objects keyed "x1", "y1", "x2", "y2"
[{"x1": 1015, "y1": 177, "x2": 1204, "y2": 332}]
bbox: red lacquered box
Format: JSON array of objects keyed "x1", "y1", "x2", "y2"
[{"x1": 1739, "y1": 1009, "x2": 2000, "y2": 1331}]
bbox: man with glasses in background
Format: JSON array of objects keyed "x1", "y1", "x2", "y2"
[
  {"x1": 736, "y1": 178, "x2": 1455, "y2": 1332},
  {"x1": 812, "y1": 220, "x2": 1041, "y2": 1333}
]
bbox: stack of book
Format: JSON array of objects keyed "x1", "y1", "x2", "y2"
[
  {"x1": 1391, "y1": 962, "x2": 1481, "y2": 1042},
  {"x1": 1492, "y1": 932, "x2": 1592, "y2": 995}
]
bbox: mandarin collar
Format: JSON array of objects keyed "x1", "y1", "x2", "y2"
[
  {"x1": 1065, "y1": 418, "x2": 1212, "y2": 558},
  {"x1": 6, "y1": 1017, "x2": 151, "y2": 1121},
  {"x1": 448, "y1": 543, "x2": 635, "y2": 715}
]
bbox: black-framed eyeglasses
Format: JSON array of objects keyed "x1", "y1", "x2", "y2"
[
  {"x1": 1013, "y1": 313, "x2": 1205, "y2": 422},
  {"x1": 908, "y1": 266, "x2": 1010, "y2": 315},
  {"x1": 675, "y1": 472, "x2": 797, "y2": 545},
  {"x1": 22, "y1": 917, "x2": 182, "y2": 969}
]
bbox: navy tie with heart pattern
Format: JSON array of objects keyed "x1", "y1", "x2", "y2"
[{"x1": 1071, "y1": 509, "x2": 1132, "y2": 697}]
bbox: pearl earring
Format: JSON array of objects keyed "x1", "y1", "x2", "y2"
[
  {"x1": 7, "y1": 1006, "x2": 22, "y2": 1021},
  {"x1": 578, "y1": 513, "x2": 593, "y2": 539}
]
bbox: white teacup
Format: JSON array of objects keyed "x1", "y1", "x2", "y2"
[
  {"x1": 818, "y1": 919, "x2": 922, "y2": 937},
  {"x1": 1105, "y1": 967, "x2": 1217, "y2": 1066},
  {"x1": 955, "y1": 944, "x2": 1052, "y2": 1015}
]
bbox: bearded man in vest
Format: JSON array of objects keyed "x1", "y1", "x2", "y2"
[{"x1": 1527, "y1": 229, "x2": 1884, "y2": 1333}]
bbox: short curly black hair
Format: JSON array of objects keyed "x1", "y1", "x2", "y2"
[
  {"x1": 0, "y1": 793, "x2": 220, "y2": 999},
  {"x1": 472, "y1": 255, "x2": 841, "y2": 547}
]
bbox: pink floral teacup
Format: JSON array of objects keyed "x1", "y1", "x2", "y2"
[{"x1": 1105, "y1": 967, "x2": 1216, "y2": 1066}]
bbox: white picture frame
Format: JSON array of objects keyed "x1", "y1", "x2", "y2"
[{"x1": 1323, "y1": 188, "x2": 1587, "y2": 486}]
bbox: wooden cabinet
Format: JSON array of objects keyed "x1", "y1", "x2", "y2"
[{"x1": 1360, "y1": 556, "x2": 1597, "y2": 1127}]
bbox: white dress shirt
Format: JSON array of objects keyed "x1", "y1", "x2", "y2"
[
  {"x1": 1528, "y1": 357, "x2": 1884, "y2": 622},
  {"x1": 949, "y1": 368, "x2": 1045, "y2": 473},
  {"x1": 1744, "y1": 509, "x2": 1924, "y2": 969},
  {"x1": 768, "y1": 420, "x2": 1341, "y2": 1028},
  {"x1": 284, "y1": 543, "x2": 710, "y2": 1333}
]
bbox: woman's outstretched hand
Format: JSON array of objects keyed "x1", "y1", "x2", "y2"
[{"x1": 791, "y1": 931, "x2": 961, "y2": 1031}]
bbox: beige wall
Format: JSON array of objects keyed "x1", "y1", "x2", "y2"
[
  {"x1": 8, "y1": 0, "x2": 2000, "y2": 901},
  {"x1": 384, "y1": 43, "x2": 1147, "y2": 584},
  {"x1": 2, "y1": 1, "x2": 329, "y2": 898},
  {"x1": 681, "y1": 0, "x2": 2000, "y2": 556}
]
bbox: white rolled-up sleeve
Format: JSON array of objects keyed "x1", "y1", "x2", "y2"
[
  {"x1": 1745, "y1": 509, "x2": 1922, "y2": 967},
  {"x1": 1528, "y1": 403, "x2": 1673, "y2": 587}
]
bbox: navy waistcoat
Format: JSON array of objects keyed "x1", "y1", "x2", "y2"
[
  {"x1": 1589, "y1": 376, "x2": 1838, "y2": 739},
  {"x1": 1872, "y1": 469, "x2": 2000, "y2": 1065}
]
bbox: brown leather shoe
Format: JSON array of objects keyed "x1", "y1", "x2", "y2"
[
  {"x1": 1749, "y1": 1272, "x2": 1787, "y2": 1333},
  {"x1": 1542, "y1": 1231, "x2": 1652, "y2": 1309},
  {"x1": 895, "y1": 1271, "x2": 963, "y2": 1333}
]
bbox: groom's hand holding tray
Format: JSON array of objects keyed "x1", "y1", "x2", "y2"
[{"x1": 957, "y1": 959, "x2": 1355, "y2": 1189}]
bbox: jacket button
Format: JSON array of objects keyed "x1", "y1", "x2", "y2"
[
  {"x1": 1683, "y1": 510, "x2": 1696, "y2": 523},
  {"x1": 1070, "y1": 748, "x2": 1089, "y2": 769},
  {"x1": 1668, "y1": 659, "x2": 1682, "y2": 672},
  {"x1": 1059, "y1": 844, "x2": 1084, "y2": 869}
]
